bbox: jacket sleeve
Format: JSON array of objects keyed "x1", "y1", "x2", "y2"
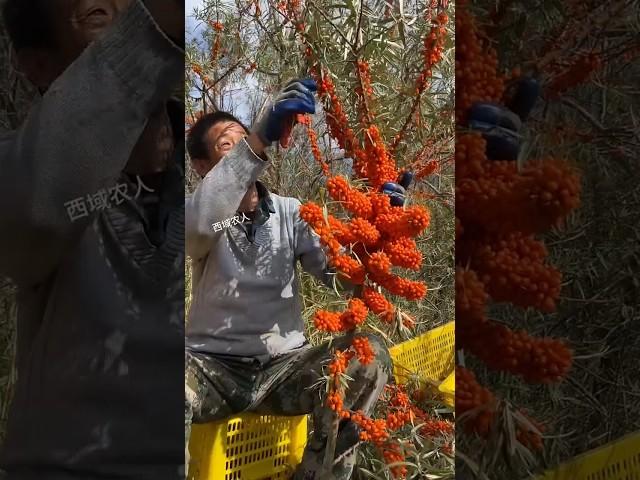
[
  {"x1": 0, "y1": 0, "x2": 183, "y2": 286},
  {"x1": 291, "y1": 198, "x2": 358, "y2": 293},
  {"x1": 185, "y1": 138, "x2": 269, "y2": 261}
]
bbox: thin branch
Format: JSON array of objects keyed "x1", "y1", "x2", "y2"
[
  {"x1": 560, "y1": 97, "x2": 607, "y2": 131},
  {"x1": 308, "y1": 0, "x2": 356, "y2": 52}
]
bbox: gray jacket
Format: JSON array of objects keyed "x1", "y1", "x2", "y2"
[
  {"x1": 0, "y1": 1, "x2": 185, "y2": 478},
  {"x1": 186, "y1": 138, "x2": 347, "y2": 364}
]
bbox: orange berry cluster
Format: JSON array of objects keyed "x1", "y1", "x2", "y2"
[
  {"x1": 455, "y1": 0, "x2": 505, "y2": 125},
  {"x1": 328, "y1": 349, "x2": 355, "y2": 376},
  {"x1": 406, "y1": 141, "x2": 443, "y2": 178},
  {"x1": 313, "y1": 311, "x2": 342, "y2": 332},
  {"x1": 364, "y1": 125, "x2": 399, "y2": 190},
  {"x1": 461, "y1": 319, "x2": 573, "y2": 384},
  {"x1": 329, "y1": 384, "x2": 454, "y2": 478},
  {"x1": 352, "y1": 336, "x2": 375, "y2": 365},
  {"x1": 463, "y1": 232, "x2": 562, "y2": 312},
  {"x1": 362, "y1": 287, "x2": 395, "y2": 323},
  {"x1": 326, "y1": 391, "x2": 344, "y2": 412},
  {"x1": 416, "y1": 160, "x2": 439, "y2": 179},
  {"x1": 382, "y1": 443, "x2": 408, "y2": 479},
  {"x1": 456, "y1": 268, "x2": 573, "y2": 384},
  {"x1": 455, "y1": 2, "x2": 580, "y2": 450},
  {"x1": 355, "y1": 60, "x2": 374, "y2": 99},
  {"x1": 301, "y1": 189, "x2": 429, "y2": 303},
  {"x1": 366, "y1": 251, "x2": 392, "y2": 276},
  {"x1": 455, "y1": 267, "x2": 488, "y2": 326},
  {"x1": 332, "y1": 254, "x2": 367, "y2": 284},
  {"x1": 456, "y1": 365, "x2": 498, "y2": 437},
  {"x1": 374, "y1": 206, "x2": 431, "y2": 239},
  {"x1": 351, "y1": 412, "x2": 390, "y2": 444},
  {"x1": 457, "y1": 158, "x2": 581, "y2": 236},
  {"x1": 313, "y1": 298, "x2": 369, "y2": 333},
  {"x1": 387, "y1": 385, "x2": 412, "y2": 408},
  {"x1": 341, "y1": 298, "x2": 369, "y2": 329},
  {"x1": 282, "y1": 6, "x2": 450, "y2": 476},
  {"x1": 367, "y1": 272, "x2": 428, "y2": 301},
  {"x1": 305, "y1": 67, "x2": 431, "y2": 309},
  {"x1": 455, "y1": 132, "x2": 486, "y2": 180},
  {"x1": 299, "y1": 202, "x2": 338, "y2": 252},
  {"x1": 347, "y1": 218, "x2": 381, "y2": 246},
  {"x1": 384, "y1": 237, "x2": 423, "y2": 270},
  {"x1": 391, "y1": 7, "x2": 449, "y2": 151},
  {"x1": 315, "y1": 73, "x2": 359, "y2": 160},
  {"x1": 327, "y1": 176, "x2": 373, "y2": 218},
  {"x1": 418, "y1": 12, "x2": 448, "y2": 91},
  {"x1": 420, "y1": 419, "x2": 454, "y2": 438},
  {"x1": 456, "y1": 366, "x2": 543, "y2": 450},
  {"x1": 327, "y1": 215, "x2": 356, "y2": 245},
  {"x1": 211, "y1": 35, "x2": 221, "y2": 63},
  {"x1": 209, "y1": 20, "x2": 224, "y2": 32},
  {"x1": 547, "y1": 52, "x2": 601, "y2": 98},
  {"x1": 314, "y1": 68, "x2": 401, "y2": 185},
  {"x1": 385, "y1": 410, "x2": 412, "y2": 430},
  {"x1": 300, "y1": 114, "x2": 330, "y2": 176}
]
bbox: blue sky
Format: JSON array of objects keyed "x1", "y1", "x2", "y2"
[
  {"x1": 185, "y1": 0, "x2": 204, "y2": 40},
  {"x1": 184, "y1": 0, "x2": 256, "y2": 123}
]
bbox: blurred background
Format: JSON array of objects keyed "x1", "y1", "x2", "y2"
[{"x1": 455, "y1": 1, "x2": 640, "y2": 479}]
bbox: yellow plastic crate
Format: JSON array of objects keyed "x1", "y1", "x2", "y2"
[
  {"x1": 388, "y1": 321, "x2": 455, "y2": 406},
  {"x1": 188, "y1": 323, "x2": 455, "y2": 479},
  {"x1": 537, "y1": 431, "x2": 640, "y2": 480},
  {"x1": 438, "y1": 370, "x2": 455, "y2": 406},
  {"x1": 188, "y1": 413, "x2": 307, "y2": 480}
]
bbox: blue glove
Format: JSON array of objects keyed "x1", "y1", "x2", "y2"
[
  {"x1": 252, "y1": 78, "x2": 317, "y2": 146},
  {"x1": 381, "y1": 172, "x2": 414, "y2": 207},
  {"x1": 468, "y1": 77, "x2": 540, "y2": 161},
  {"x1": 468, "y1": 102, "x2": 522, "y2": 161}
]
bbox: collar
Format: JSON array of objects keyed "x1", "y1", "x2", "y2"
[
  {"x1": 255, "y1": 181, "x2": 276, "y2": 216},
  {"x1": 239, "y1": 181, "x2": 275, "y2": 243}
]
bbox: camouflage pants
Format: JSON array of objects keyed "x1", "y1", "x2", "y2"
[{"x1": 185, "y1": 333, "x2": 393, "y2": 480}]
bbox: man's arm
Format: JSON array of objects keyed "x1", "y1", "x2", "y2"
[
  {"x1": 185, "y1": 136, "x2": 269, "y2": 261},
  {"x1": 0, "y1": 0, "x2": 182, "y2": 285},
  {"x1": 184, "y1": 77, "x2": 317, "y2": 260}
]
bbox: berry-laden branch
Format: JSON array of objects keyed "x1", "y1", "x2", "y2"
[
  {"x1": 455, "y1": 0, "x2": 581, "y2": 457},
  {"x1": 390, "y1": 5, "x2": 449, "y2": 154},
  {"x1": 271, "y1": 2, "x2": 454, "y2": 476}
]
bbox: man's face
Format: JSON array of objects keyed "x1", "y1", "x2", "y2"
[
  {"x1": 192, "y1": 121, "x2": 247, "y2": 177},
  {"x1": 18, "y1": 0, "x2": 176, "y2": 174},
  {"x1": 20, "y1": 0, "x2": 134, "y2": 88},
  {"x1": 55, "y1": 0, "x2": 134, "y2": 62}
]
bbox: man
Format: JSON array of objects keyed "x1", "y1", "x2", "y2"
[
  {"x1": 0, "y1": 1, "x2": 185, "y2": 478},
  {"x1": 184, "y1": 80, "x2": 401, "y2": 479}
]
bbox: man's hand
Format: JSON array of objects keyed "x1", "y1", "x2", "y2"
[
  {"x1": 381, "y1": 171, "x2": 413, "y2": 207},
  {"x1": 468, "y1": 77, "x2": 540, "y2": 161},
  {"x1": 252, "y1": 78, "x2": 317, "y2": 148},
  {"x1": 468, "y1": 102, "x2": 521, "y2": 160}
]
